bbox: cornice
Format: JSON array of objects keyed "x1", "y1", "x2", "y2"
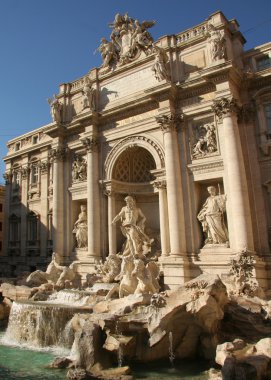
[
  {"x1": 3, "y1": 140, "x2": 52, "y2": 162},
  {"x1": 187, "y1": 159, "x2": 224, "y2": 174}
]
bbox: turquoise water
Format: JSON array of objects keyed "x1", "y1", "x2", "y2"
[
  {"x1": 0, "y1": 331, "x2": 209, "y2": 380},
  {"x1": 131, "y1": 360, "x2": 209, "y2": 379},
  {"x1": 0, "y1": 343, "x2": 67, "y2": 380},
  {"x1": 0, "y1": 344, "x2": 209, "y2": 380}
]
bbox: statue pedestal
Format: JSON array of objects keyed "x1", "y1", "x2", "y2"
[
  {"x1": 159, "y1": 255, "x2": 190, "y2": 290},
  {"x1": 194, "y1": 245, "x2": 234, "y2": 277},
  {"x1": 71, "y1": 249, "x2": 100, "y2": 279}
]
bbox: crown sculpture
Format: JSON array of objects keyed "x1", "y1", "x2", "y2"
[{"x1": 97, "y1": 13, "x2": 156, "y2": 72}]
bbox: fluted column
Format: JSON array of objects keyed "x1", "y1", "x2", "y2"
[
  {"x1": 82, "y1": 136, "x2": 101, "y2": 259},
  {"x1": 39, "y1": 160, "x2": 49, "y2": 257},
  {"x1": 156, "y1": 114, "x2": 186, "y2": 256},
  {"x1": 50, "y1": 147, "x2": 66, "y2": 263},
  {"x1": 19, "y1": 164, "x2": 29, "y2": 257},
  {"x1": 2, "y1": 171, "x2": 12, "y2": 257},
  {"x1": 154, "y1": 180, "x2": 169, "y2": 256},
  {"x1": 105, "y1": 187, "x2": 116, "y2": 255},
  {"x1": 212, "y1": 97, "x2": 252, "y2": 251}
]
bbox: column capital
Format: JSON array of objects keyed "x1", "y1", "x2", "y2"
[
  {"x1": 3, "y1": 171, "x2": 12, "y2": 185},
  {"x1": 212, "y1": 97, "x2": 240, "y2": 120},
  {"x1": 238, "y1": 102, "x2": 256, "y2": 123},
  {"x1": 38, "y1": 160, "x2": 49, "y2": 175},
  {"x1": 154, "y1": 180, "x2": 167, "y2": 190},
  {"x1": 49, "y1": 147, "x2": 68, "y2": 162},
  {"x1": 81, "y1": 136, "x2": 99, "y2": 153},
  {"x1": 155, "y1": 113, "x2": 184, "y2": 133},
  {"x1": 18, "y1": 165, "x2": 30, "y2": 179}
]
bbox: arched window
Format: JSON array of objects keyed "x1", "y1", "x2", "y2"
[{"x1": 112, "y1": 147, "x2": 156, "y2": 182}]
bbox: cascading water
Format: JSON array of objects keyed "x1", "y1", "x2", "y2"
[
  {"x1": 168, "y1": 331, "x2": 175, "y2": 367},
  {"x1": 116, "y1": 321, "x2": 124, "y2": 367},
  {"x1": 2, "y1": 299, "x2": 89, "y2": 349},
  {"x1": 48, "y1": 289, "x2": 92, "y2": 306}
]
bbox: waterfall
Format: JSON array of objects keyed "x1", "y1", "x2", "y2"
[
  {"x1": 168, "y1": 331, "x2": 175, "y2": 366},
  {"x1": 2, "y1": 300, "x2": 86, "y2": 349},
  {"x1": 48, "y1": 289, "x2": 92, "y2": 306}
]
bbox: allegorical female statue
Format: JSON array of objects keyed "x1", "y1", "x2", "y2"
[
  {"x1": 73, "y1": 205, "x2": 88, "y2": 248},
  {"x1": 197, "y1": 186, "x2": 228, "y2": 245}
]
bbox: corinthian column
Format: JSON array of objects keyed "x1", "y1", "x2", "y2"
[
  {"x1": 212, "y1": 97, "x2": 253, "y2": 251},
  {"x1": 154, "y1": 180, "x2": 169, "y2": 256},
  {"x1": 156, "y1": 114, "x2": 186, "y2": 256},
  {"x1": 104, "y1": 186, "x2": 116, "y2": 256},
  {"x1": 50, "y1": 147, "x2": 67, "y2": 264},
  {"x1": 81, "y1": 136, "x2": 101, "y2": 259}
]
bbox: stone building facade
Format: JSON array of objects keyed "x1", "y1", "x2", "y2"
[
  {"x1": 0, "y1": 185, "x2": 5, "y2": 258},
  {"x1": 1, "y1": 11, "x2": 271, "y2": 288}
]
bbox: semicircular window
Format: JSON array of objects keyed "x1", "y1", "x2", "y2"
[{"x1": 113, "y1": 147, "x2": 156, "y2": 182}]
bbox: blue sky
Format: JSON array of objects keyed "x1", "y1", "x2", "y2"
[{"x1": 0, "y1": 0, "x2": 271, "y2": 182}]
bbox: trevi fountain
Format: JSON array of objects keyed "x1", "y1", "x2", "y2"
[{"x1": 1, "y1": 11, "x2": 271, "y2": 380}]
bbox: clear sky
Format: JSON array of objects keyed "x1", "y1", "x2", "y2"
[{"x1": 0, "y1": 0, "x2": 271, "y2": 182}]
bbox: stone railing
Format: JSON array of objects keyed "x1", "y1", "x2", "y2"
[
  {"x1": 176, "y1": 22, "x2": 208, "y2": 44},
  {"x1": 70, "y1": 78, "x2": 85, "y2": 92}
]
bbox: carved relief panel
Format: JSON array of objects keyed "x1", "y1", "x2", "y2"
[
  {"x1": 189, "y1": 118, "x2": 219, "y2": 160},
  {"x1": 72, "y1": 154, "x2": 87, "y2": 183}
]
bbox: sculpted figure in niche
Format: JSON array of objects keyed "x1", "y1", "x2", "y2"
[
  {"x1": 151, "y1": 46, "x2": 171, "y2": 82},
  {"x1": 197, "y1": 186, "x2": 228, "y2": 245},
  {"x1": 207, "y1": 24, "x2": 226, "y2": 61},
  {"x1": 82, "y1": 77, "x2": 96, "y2": 111},
  {"x1": 47, "y1": 94, "x2": 62, "y2": 124},
  {"x1": 73, "y1": 205, "x2": 88, "y2": 248},
  {"x1": 112, "y1": 196, "x2": 152, "y2": 258}
]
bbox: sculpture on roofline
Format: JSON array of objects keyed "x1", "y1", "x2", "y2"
[
  {"x1": 81, "y1": 77, "x2": 96, "y2": 111},
  {"x1": 97, "y1": 13, "x2": 155, "y2": 71},
  {"x1": 151, "y1": 45, "x2": 171, "y2": 82},
  {"x1": 197, "y1": 186, "x2": 228, "y2": 246},
  {"x1": 207, "y1": 24, "x2": 226, "y2": 61},
  {"x1": 47, "y1": 94, "x2": 62, "y2": 124}
]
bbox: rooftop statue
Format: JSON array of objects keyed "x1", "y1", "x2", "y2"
[
  {"x1": 47, "y1": 94, "x2": 62, "y2": 124},
  {"x1": 98, "y1": 13, "x2": 155, "y2": 71}
]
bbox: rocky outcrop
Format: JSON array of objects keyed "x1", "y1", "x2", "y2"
[
  {"x1": 67, "y1": 274, "x2": 229, "y2": 369},
  {"x1": 216, "y1": 338, "x2": 271, "y2": 379}
]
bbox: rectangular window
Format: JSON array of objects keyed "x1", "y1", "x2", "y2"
[
  {"x1": 0, "y1": 241, "x2": 2, "y2": 251},
  {"x1": 15, "y1": 142, "x2": 20, "y2": 151},
  {"x1": 256, "y1": 54, "x2": 271, "y2": 71},
  {"x1": 10, "y1": 221, "x2": 20, "y2": 241},
  {"x1": 0, "y1": 222, "x2": 2, "y2": 231},
  {"x1": 28, "y1": 218, "x2": 38, "y2": 241},
  {"x1": 0, "y1": 204, "x2": 2, "y2": 212},
  {"x1": 264, "y1": 103, "x2": 271, "y2": 133},
  {"x1": 32, "y1": 135, "x2": 38, "y2": 144},
  {"x1": 31, "y1": 165, "x2": 39, "y2": 185}
]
